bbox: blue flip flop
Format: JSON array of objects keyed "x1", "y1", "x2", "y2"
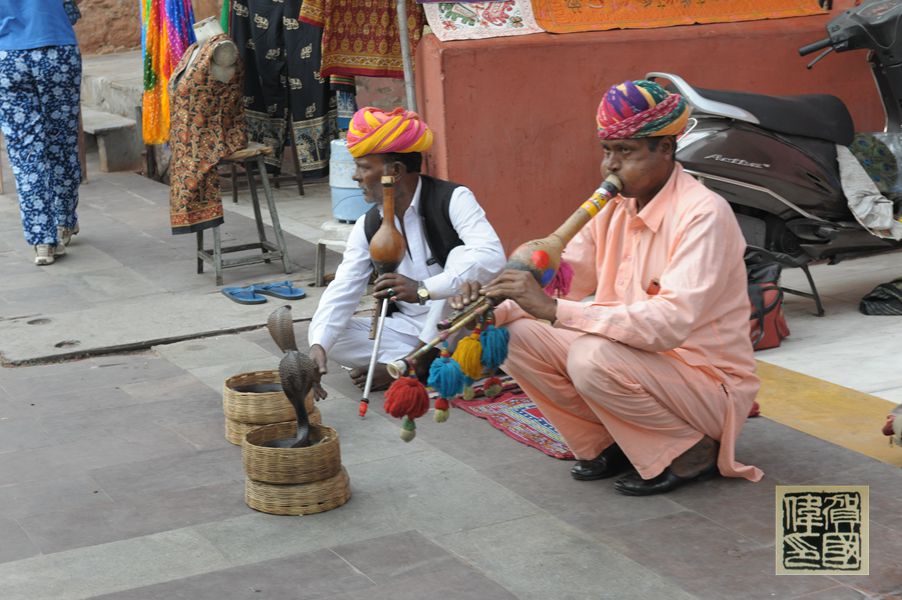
[
  {"x1": 253, "y1": 281, "x2": 307, "y2": 300},
  {"x1": 221, "y1": 285, "x2": 268, "y2": 305}
]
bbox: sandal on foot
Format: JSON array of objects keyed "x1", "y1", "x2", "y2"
[
  {"x1": 252, "y1": 280, "x2": 306, "y2": 300},
  {"x1": 221, "y1": 285, "x2": 268, "y2": 305}
]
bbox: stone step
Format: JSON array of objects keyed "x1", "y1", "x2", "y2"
[
  {"x1": 81, "y1": 106, "x2": 142, "y2": 173},
  {"x1": 80, "y1": 50, "x2": 143, "y2": 120}
]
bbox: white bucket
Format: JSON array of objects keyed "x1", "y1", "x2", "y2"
[{"x1": 329, "y1": 139, "x2": 369, "y2": 223}]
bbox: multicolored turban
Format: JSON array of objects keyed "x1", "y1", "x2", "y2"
[
  {"x1": 596, "y1": 80, "x2": 690, "y2": 140},
  {"x1": 346, "y1": 107, "x2": 434, "y2": 159}
]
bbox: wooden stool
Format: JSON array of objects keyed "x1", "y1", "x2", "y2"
[
  {"x1": 197, "y1": 143, "x2": 292, "y2": 286},
  {"x1": 314, "y1": 220, "x2": 354, "y2": 287},
  {"x1": 230, "y1": 119, "x2": 305, "y2": 203}
]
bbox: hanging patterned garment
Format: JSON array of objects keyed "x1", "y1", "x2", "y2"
[
  {"x1": 168, "y1": 34, "x2": 248, "y2": 234},
  {"x1": 141, "y1": 0, "x2": 196, "y2": 144},
  {"x1": 298, "y1": 0, "x2": 425, "y2": 79},
  {"x1": 231, "y1": 0, "x2": 336, "y2": 177}
]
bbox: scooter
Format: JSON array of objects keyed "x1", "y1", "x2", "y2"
[{"x1": 647, "y1": 0, "x2": 902, "y2": 316}]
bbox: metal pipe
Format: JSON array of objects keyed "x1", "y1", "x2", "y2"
[
  {"x1": 396, "y1": 0, "x2": 417, "y2": 112},
  {"x1": 360, "y1": 294, "x2": 391, "y2": 416}
]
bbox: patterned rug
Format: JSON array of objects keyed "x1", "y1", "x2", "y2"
[
  {"x1": 443, "y1": 376, "x2": 574, "y2": 459},
  {"x1": 423, "y1": 1, "x2": 544, "y2": 42}
]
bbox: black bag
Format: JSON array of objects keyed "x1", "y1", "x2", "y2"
[
  {"x1": 745, "y1": 249, "x2": 790, "y2": 350},
  {"x1": 860, "y1": 278, "x2": 902, "y2": 315}
]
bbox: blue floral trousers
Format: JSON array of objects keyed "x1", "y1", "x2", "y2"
[{"x1": 0, "y1": 45, "x2": 81, "y2": 246}]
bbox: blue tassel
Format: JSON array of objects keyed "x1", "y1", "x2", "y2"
[
  {"x1": 480, "y1": 325, "x2": 510, "y2": 369},
  {"x1": 428, "y1": 357, "x2": 466, "y2": 399}
]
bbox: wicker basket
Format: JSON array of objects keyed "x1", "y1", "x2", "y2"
[
  {"x1": 224, "y1": 407, "x2": 322, "y2": 445},
  {"x1": 245, "y1": 467, "x2": 350, "y2": 515},
  {"x1": 242, "y1": 422, "x2": 341, "y2": 484},
  {"x1": 223, "y1": 370, "x2": 315, "y2": 424}
]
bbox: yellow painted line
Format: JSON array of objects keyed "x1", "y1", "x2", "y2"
[{"x1": 756, "y1": 360, "x2": 902, "y2": 467}]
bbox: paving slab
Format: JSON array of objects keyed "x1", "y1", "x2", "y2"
[
  {"x1": 0, "y1": 326, "x2": 900, "y2": 599},
  {"x1": 2, "y1": 86, "x2": 902, "y2": 599},
  {"x1": 437, "y1": 513, "x2": 699, "y2": 600},
  {"x1": 0, "y1": 168, "x2": 332, "y2": 364},
  {"x1": 762, "y1": 252, "x2": 902, "y2": 399}
]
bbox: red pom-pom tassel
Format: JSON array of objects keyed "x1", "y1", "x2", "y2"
[{"x1": 384, "y1": 376, "x2": 430, "y2": 420}]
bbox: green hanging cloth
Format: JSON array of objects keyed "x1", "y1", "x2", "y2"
[{"x1": 220, "y1": 0, "x2": 230, "y2": 33}]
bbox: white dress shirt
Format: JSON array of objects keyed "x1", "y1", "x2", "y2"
[{"x1": 308, "y1": 177, "x2": 506, "y2": 353}]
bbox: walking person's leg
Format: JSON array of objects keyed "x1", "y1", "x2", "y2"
[
  {"x1": 38, "y1": 45, "x2": 82, "y2": 244},
  {"x1": 0, "y1": 48, "x2": 60, "y2": 263}
]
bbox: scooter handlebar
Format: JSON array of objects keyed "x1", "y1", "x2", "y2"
[{"x1": 798, "y1": 38, "x2": 832, "y2": 56}]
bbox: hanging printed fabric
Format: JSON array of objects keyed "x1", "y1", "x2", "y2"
[
  {"x1": 141, "y1": 0, "x2": 197, "y2": 144},
  {"x1": 422, "y1": 1, "x2": 544, "y2": 42},
  {"x1": 299, "y1": 0, "x2": 425, "y2": 79},
  {"x1": 231, "y1": 0, "x2": 337, "y2": 176}
]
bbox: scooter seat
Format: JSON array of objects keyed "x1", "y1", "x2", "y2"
[{"x1": 694, "y1": 87, "x2": 854, "y2": 146}]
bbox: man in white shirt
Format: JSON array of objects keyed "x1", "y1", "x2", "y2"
[{"x1": 308, "y1": 107, "x2": 505, "y2": 390}]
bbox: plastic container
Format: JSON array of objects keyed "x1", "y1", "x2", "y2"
[{"x1": 329, "y1": 139, "x2": 370, "y2": 223}]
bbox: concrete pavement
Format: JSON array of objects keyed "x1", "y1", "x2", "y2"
[{"x1": 1, "y1": 74, "x2": 902, "y2": 599}]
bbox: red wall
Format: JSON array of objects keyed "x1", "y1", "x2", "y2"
[{"x1": 416, "y1": 2, "x2": 884, "y2": 253}]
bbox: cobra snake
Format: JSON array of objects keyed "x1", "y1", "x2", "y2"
[{"x1": 263, "y1": 305, "x2": 324, "y2": 448}]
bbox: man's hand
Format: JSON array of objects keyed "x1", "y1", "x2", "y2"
[
  {"x1": 482, "y1": 269, "x2": 557, "y2": 322},
  {"x1": 309, "y1": 344, "x2": 329, "y2": 401},
  {"x1": 374, "y1": 273, "x2": 418, "y2": 303},
  {"x1": 449, "y1": 280, "x2": 483, "y2": 311}
]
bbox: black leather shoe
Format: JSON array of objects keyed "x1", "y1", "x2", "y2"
[
  {"x1": 613, "y1": 464, "x2": 718, "y2": 496},
  {"x1": 570, "y1": 444, "x2": 631, "y2": 481}
]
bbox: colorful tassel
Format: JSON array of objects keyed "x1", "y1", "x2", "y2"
[
  {"x1": 452, "y1": 327, "x2": 484, "y2": 380},
  {"x1": 384, "y1": 376, "x2": 430, "y2": 442},
  {"x1": 428, "y1": 351, "x2": 466, "y2": 400},
  {"x1": 434, "y1": 397, "x2": 450, "y2": 423},
  {"x1": 400, "y1": 416, "x2": 417, "y2": 442},
  {"x1": 544, "y1": 259, "x2": 574, "y2": 298},
  {"x1": 461, "y1": 378, "x2": 476, "y2": 401},
  {"x1": 483, "y1": 376, "x2": 504, "y2": 399},
  {"x1": 480, "y1": 321, "x2": 510, "y2": 370}
]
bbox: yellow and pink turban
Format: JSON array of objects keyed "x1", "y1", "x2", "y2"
[
  {"x1": 596, "y1": 80, "x2": 690, "y2": 140},
  {"x1": 346, "y1": 107, "x2": 434, "y2": 159}
]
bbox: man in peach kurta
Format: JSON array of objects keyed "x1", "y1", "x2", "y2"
[{"x1": 454, "y1": 80, "x2": 762, "y2": 495}]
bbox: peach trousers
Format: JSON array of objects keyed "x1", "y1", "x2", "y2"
[{"x1": 504, "y1": 319, "x2": 755, "y2": 480}]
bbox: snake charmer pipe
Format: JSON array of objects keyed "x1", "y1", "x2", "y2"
[
  {"x1": 386, "y1": 173, "x2": 623, "y2": 379},
  {"x1": 359, "y1": 173, "x2": 407, "y2": 417}
]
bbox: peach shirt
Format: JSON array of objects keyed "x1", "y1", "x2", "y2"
[{"x1": 497, "y1": 162, "x2": 760, "y2": 411}]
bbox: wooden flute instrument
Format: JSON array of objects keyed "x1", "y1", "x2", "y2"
[
  {"x1": 386, "y1": 174, "x2": 622, "y2": 379},
  {"x1": 361, "y1": 173, "x2": 407, "y2": 416},
  {"x1": 435, "y1": 173, "x2": 623, "y2": 331}
]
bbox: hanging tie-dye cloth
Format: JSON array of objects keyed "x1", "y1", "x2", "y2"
[{"x1": 141, "y1": 0, "x2": 197, "y2": 144}]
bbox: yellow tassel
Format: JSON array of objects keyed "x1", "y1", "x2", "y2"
[{"x1": 452, "y1": 333, "x2": 483, "y2": 380}]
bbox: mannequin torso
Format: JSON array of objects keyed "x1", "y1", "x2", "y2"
[{"x1": 186, "y1": 16, "x2": 237, "y2": 84}]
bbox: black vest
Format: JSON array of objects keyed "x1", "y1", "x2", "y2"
[{"x1": 363, "y1": 174, "x2": 465, "y2": 269}]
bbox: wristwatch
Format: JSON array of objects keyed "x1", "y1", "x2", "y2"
[{"x1": 416, "y1": 281, "x2": 431, "y2": 305}]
